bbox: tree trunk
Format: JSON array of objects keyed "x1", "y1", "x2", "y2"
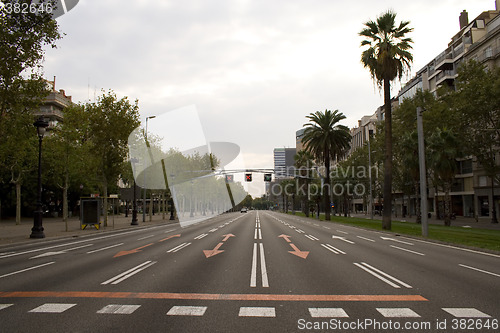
[
  {"x1": 63, "y1": 173, "x2": 69, "y2": 231},
  {"x1": 16, "y1": 182, "x2": 21, "y2": 225},
  {"x1": 382, "y1": 78, "x2": 393, "y2": 230}
]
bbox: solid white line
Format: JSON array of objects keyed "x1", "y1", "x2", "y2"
[
  {"x1": 87, "y1": 243, "x2": 124, "y2": 254},
  {"x1": 168, "y1": 243, "x2": 191, "y2": 253},
  {"x1": 250, "y1": 243, "x2": 257, "y2": 287},
  {"x1": 0, "y1": 262, "x2": 55, "y2": 279},
  {"x1": 354, "y1": 263, "x2": 401, "y2": 288},
  {"x1": 390, "y1": 245, "x2": 425, "y2": 256},
  {"x1": 361, "y1": 262, "x2": 412, "y2": 288},
  {"x1": 108, "y1": 261, "x2": 157, "y2": 285},
  {"x1": 459, "y1": 264, "x2": 500, "y2": 278},
  {"x1": 102, "y1": 261, "x2": 153, "y2": 285},
  {"x1": 322, "y1": 244, "x2": 346, "y2": 255},
  {"x1": 138, "y1": 235, "x2": 155, "y2": 241},
  {"x1": 357, "y1": 236, "x2": 375, "y2": 242},
  {"x1": 259, "y1": 243, "x2": 269, "y2": 288}
]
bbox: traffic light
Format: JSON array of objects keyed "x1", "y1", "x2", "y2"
[
  {"x1": 225, "y1": 174, "x2": 234, "y2": 183},
  {"x1": 264, "y1": 173, "x2": 272, "y2": 182},
  {"x1": 245, "y1": 173, "x2": 252, "y2": 182}
]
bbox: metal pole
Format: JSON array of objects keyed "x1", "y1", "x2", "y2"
[
  {"x1": 131, "y1": 180, "x2": 138, "y2": 225},
  {"x1": 368, "y1": 130, "x2": 373, "y2": 220},
  {"x1": 417, "y1": 107, "x2": 428, "y2": 237},
  {"x1": 31, "y1": 135, "x2": 45, "y2": 238}
]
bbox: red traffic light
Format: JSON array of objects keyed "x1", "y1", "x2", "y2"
[{"x1": 245, "y1": 173, "x2": 252, "y2": 182}]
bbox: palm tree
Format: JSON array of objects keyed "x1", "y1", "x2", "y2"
[
  {"x1": 359, "y1": 10, "x2": 413, "y2": 230},
  {"x1": 427, "y1": 128, "x2": 462, "y2": 226},
  {"x1": 302, "y1": 110, "x2": 351, "y2": 221},
  {"x1": 294, "y1": 150, "x2": 315, "y2": 217}
]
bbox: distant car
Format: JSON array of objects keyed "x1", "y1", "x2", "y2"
[{"x1": 241, "y1": 207, "x2": 248, "y2": 213}]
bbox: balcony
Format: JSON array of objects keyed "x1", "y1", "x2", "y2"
[
  {"x1": 435, "y1": 53, "x2": 454, "y2": 71},
  {"x1": 436, "y1": 70, "x2": 456, "y2": 86}
]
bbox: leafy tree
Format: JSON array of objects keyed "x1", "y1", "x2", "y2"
[
  {"x1": 302, "y1": 109, "x2": 351, "y2": 221},
  {"x1": 84, "y1": 91, "x2": 140, "y2": 226},
  {"x1": 454, "y1": 60, "x2": 500, "y2": 223},
  {"x1": 359, "y1": 10, "x2": 413, "y2": 230}
]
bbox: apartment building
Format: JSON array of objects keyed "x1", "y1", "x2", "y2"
[{"x1": 33, "y1": 78, "x2": 72, "y2": 132}]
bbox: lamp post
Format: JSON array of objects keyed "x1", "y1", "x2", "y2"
[
  {"x1": 368, "y1": 129, "x2": 374, "y2": 220},
  {"x1": 143, "y1": 115, "x2": 156, "y2": 222},
  {"x1": 30, "y1": 117, "x2": 49, "y2": 239},
  {"x1": 131, "y1": 179, "x2": 138, "y2": 225},
  {"x1": 416, "y1": 107, "x2": 428, "y2": 237}
]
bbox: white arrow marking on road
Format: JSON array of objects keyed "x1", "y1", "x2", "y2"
[
  {"x1": 380, "y1": 237, "x2": 414, "y2": 246},
  {"x1": 30, "y1": 244, "x2": 93, "y2": 259},
  {"x1": 332, "y1": 235, "x2": 355, "y2": 244}
]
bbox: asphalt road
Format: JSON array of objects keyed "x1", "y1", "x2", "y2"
[{"x1": 0, "y1": 210, "x2": 499, "y2": 332}]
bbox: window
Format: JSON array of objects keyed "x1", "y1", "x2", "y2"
[{"x1": 479, "y1": 176, "x2": 488, "y2": 187}]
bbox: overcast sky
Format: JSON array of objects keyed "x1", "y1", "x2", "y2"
[{"x1": 43, "y1": 0, "x2": 496, "y2": 196}]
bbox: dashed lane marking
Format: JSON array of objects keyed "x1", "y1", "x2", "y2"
[
  {"x1": 377, "y1": 308, "x2": 421, "y2": 318},
  {"x1": 194, "y1": 233, "x2": 208, "y2": 240},
  {"x1": 239, "y1": 307, "x2": 275, "y2": 317},
  {"x1": 309, "y1": 308, "x2": 348, "y2": 318},
  {"x1": 87, "y1": 243, "x2": 124, "y2": 254},
  {"x1": 356, "y1": 236, "x2": 375, "y2": 242},
  {"x1": 167, "y1": 242, "x2": 191, "y2": 253},
  {"x1": 101, "y1": 261, "x2": 156, "y2": 285},
  {"x1": 390, "y1": 245, "x2": 425, "y2": 256},
  {"x1": 97, "y1": 304, "x2": 141, "y2": 314},
  {"x1": 28, "y1": 303, "x2": 76, "y2": 313},
  {"x1": 354, "y1": 262, "x2": 412, "y2": 289},
  {"x1": 0, "y1": 262, "x2": 55, "y2": 279},
  {"x1": 442, "y1": 308, "x2": 491, "y2": 318},
  {"x1": 459, "y1": 264, "x2": 500, "y2": 278},
  {"x1": 167, "y1": 306, "x2": 207, "y2": 316},
  {"x1": 321, "y1": 244, "x2": 346, "y2": 255}
]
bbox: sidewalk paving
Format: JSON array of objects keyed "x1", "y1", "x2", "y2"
[{"x1": 0, "y1": 213, "x2": 179, "y2": 247}]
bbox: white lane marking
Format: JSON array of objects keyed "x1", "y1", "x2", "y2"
[
  {"x1": 459, "y1": 264, "x2": 500, "y2": 278},
  {"x1": 194, "y1": 233, "x2": 208, "y2": 240},
  {"x1": 167, "y1": 306, "x2": 207, "y2": 316},
  {"x1": 250, "y1": 243, "x2": 257, "y2": 287},
  {"x1": 30, "y1": 244, "x2": 94, "y2": 259},
  {"x1": 254, "y1": 228, "x2": 258, "y2": 240},
  {"x1": 87, "y1": 243, "x2": 124, "y2": 254},
  {"x1": 305, "y1": 235, "x2": 319, "y2": 241},
  {"x1": 323, "y1": 226, "x2": 331, "y2": 230},
  {"x1": 97, "y1": 304, "x2": 141, "y2": 314},
  {"x1": 29, "y1": 303, "x2": 76, "y2": 313},
  {"x1": 295, "y1": 229, "x2": 305, "y2": 233},
  {"x1": 354, "y1": 262, "x2": 412, "y2": 289},
  {"x1": 258, "y1": 228, "x2": 262, "y2": 240},
  {"x1": 239, "y1": 307, "x2": 275, "y2": 317},
  {"x1": 0, "y1": 304, "x2": 13, "y2": 311},
  {"x1": 167, "y1": 242, "x2": 191, "y2": 253},
  {"x1": 164, "y1": 229, "x2": 176, "y2": 233},
  {"x1": 357, "y1": 236, "x2": 375, "y2": 242},
  {"x1": 309, "y1": 308, "x2": 349, "y2": 318},
  {"x1": 377, "y1": 308, "x2": 421, "y2": 318},
  {"x1": 289, "y1": 225, "x2": 296, "y2": 229},
  {"x1": 0, "y1": 225, "x2": 168, "y2": 259},
  {"x1": 321, "y1": 244, "x2": 346, "y2": 255},
  {"x1": 390, "y1": 245, "x2": 425, "y2": 256},
  {"x1": 259, "y1": 243, "x2": 269, "y2": 288},
  {"x1": 380, "y1": 237, "x2": 414, "y2": 246},
  {"x1": 313, "y1": 224, "x2": 319, "y2": 227},
  {"x1": 138, "y1": 235, "x2": 155, "y2": 241},
  {"x1": 442, "y1": 308, "x2": 491, "y2": 318},
  {"x1": 332, "y1": 235, "x2": 355, "y2": 244},
  {"x1": 101, "y1": 261, "x2": 156, "y2": 285},
  {"x1": 209, "y1": 228, "x2": 218, "y2": 232},
  {"x1": 0, "y1": 262, "x2": 55, "y2": 279},
  {"x1": 336, "y1": 230, "x2": 349, "y2": 235}
]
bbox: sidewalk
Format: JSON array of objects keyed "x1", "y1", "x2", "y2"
[
  {"x1": 0, "y1": 213, "x2": 179, "y2": 247},
  {"x1": 348, "y1": 212, "x2": 500, "y2": 230}
]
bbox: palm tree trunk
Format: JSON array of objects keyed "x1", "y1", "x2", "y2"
[{"x1": 382, "y1": 78, "x2": 392, "y2": 230}]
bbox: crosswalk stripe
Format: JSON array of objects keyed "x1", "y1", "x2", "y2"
[
  {"x1": 239, "y1": 307, "x2": 275, "y2": 317},
  {"x1": 29, "y1": 303, "x2": 76, "y2": 313},
  {"x1": 167, "y1": 306, "x2": 207, "y2": 316},
  {"x1": 0, "y1": 304, "x2": 13, "y2": 311},
  {"x1": 442, "y1": 308, "x2": 491, "y2": 318},
  {"x1": 309, "y1": 308, "x2": 348, "y2": 318},
  {"x1": 97, "y1": 304, "x2": 141, "y2": 314},
  {"x1": 377, "y1": 308, "x2": 421, "y2": 318}
]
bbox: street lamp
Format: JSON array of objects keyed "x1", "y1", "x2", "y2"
[
  {"x1": 143, "y1": 115, "x2": 156, "y2": 222},
  {"x1": 368, "y1": 129, "x2": 374, "y2": 220},
  {"x1": 30, "y1": 117, "x2": 49, "y2": 239}
]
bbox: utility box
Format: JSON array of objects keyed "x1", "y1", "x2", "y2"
[{"x1": 80, "y1": 199, "x2": 101, "y2": 230}]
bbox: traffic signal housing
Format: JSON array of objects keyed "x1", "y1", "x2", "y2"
[{"x1": 245, "y1": 173, "x2": 252, "y2": 182}]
